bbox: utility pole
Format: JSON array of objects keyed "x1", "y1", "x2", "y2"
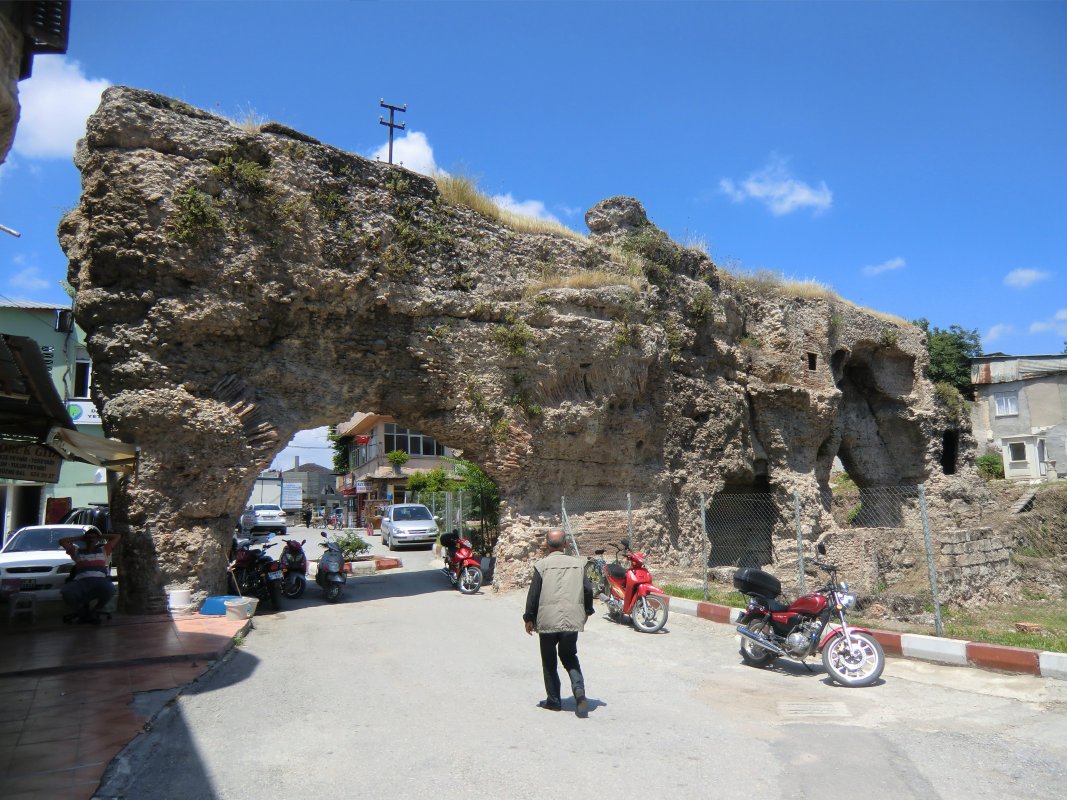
[{"x1": 378, "y1": 99, "x2": 407, "y2": 165}]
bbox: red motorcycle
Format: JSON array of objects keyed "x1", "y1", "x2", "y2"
[
  {"x1": 734, "y1": 544, "x2": 885, "y2": 688},
  {"x1": 439, "y1": 530, "x2": 483, "y2": 594},
  {"x1": 584, "y1": 538, "x2": 668, "y2": 633},
  {"x1": 279, "y1": 538, "x2": 307, "y2": 599}
]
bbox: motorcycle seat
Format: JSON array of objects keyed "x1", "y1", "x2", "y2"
[
  {"x1": 765, "y1": 596, "x2": 791, "y2": 613},
  {"x1": 605, "y1": 562, "x2": 628, "y2": 581}
]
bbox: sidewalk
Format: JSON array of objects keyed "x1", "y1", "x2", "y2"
[
  {"x1": 668, "y1": 596, "x2": 1067, "y2": 680},
  {"x1": 0, "y1": 608, "x2": 248, "y2": 799}
]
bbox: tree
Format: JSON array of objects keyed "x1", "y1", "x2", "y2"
[
  {"x1": 405, "y1": 466, "x2": 457, "y2": 493},
  {"x1": 328, "y1": 425, "x2": 348, "y2": 474},
  {"x1": 914, "y1": 319, "x2": 982, "y2": 397}
]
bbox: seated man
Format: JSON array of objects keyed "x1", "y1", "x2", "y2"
[{"x1": 59, "y1": 526, "x2": 120, "y2": 624}]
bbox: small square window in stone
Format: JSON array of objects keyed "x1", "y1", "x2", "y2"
[
  {"x1": 1008, "y1": 442, "x2": 1027, "y2": 462},
  {"x1": 806, "y1": 353, "x2": 817, "y2": 371}
]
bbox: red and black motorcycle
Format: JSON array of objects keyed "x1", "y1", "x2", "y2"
[
  {"x1": 439, "y1": 530, "x2": 484, "y2": 595},
  {"x1": 279, "y1": 538, "x2": 307, "y2": 599},
  {"x1": 734, "y1": 544, "x2": 885, "y2": 688},
  {"x1": 584, "y1": 538, "x2": 668, "y2": 633},
  {"x1": 228, "y1": 535, "x2": 284, "y2": 611}
]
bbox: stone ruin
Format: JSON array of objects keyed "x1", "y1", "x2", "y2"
[{"x1": 59, "y1": 87, "x2": 995, "y2": 613}]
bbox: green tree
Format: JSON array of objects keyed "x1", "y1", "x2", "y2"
[
  {"x1": 327, "y1": 425, "x2": 348, "y2": 474},
  {"x1": 914, "y1": 319, "x2": 982, "y2": 397},
  {"x1": 406, "y1": 466, "x2": 457, "y2": 493}
]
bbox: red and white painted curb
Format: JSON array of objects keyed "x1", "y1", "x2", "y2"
[{"x1": 668, "y1": 597, "x2": 1067, "y2": 681}]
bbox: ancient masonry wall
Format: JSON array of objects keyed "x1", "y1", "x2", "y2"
[{"x1": 938, "y1": 527, "x2": 1015, "y2": 603}]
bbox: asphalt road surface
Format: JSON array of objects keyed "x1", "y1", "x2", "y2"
[{"x1": 98, "y1": 529, "x2": 1067, "y2": 800}]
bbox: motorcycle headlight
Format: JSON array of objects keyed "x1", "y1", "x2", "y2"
[{"x1": 838, "y1": 593, "x2": 857, "y2": 610}]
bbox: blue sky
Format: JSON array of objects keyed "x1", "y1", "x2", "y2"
[{"x1": 2, "y1": 1, "x2": 1065, "y2": 469}]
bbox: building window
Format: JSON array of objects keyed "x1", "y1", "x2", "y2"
[
  {"x1": 1008, "y1": 442, "x2": 1027, "y2": 462},
  {"x1": 384, "y1": 423, "x2": 446, "y2": 456},
  {"x1": 74, "y1": 356, "x2": 92, "y2": 399},
  {"x1": 994, "y1": 392, "x2": 1018, "y2": 417},
  {"x1": 806, "y1": 353, "x2": 817, "y2": 371}
]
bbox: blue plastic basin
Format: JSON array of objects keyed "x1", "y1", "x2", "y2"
[{"x1": 200, "y1": 595, "x2": 242, "y2": 615}]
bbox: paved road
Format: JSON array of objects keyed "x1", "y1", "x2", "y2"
[{"x1": 99, "y1": 528, "x2": 1067, "y2": 799}]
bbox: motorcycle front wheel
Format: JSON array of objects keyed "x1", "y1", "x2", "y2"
[
  {"x1": 630, "y1": 594, "x2": 668, "y2": 633},
  {"x1": 282, "y1": 575, "x2": 305, "y2": 599},
  {"x1": 821, "y1": 631, "x2": 885, "y2": 687},
  {"x1": 738, "y1": 615, "x2": 778, "y2": 668},
  {"x1": 324, "y1": 583, "x2": 343, "y2": 603},
  {"x1": 583, "y1": 560, "x2": 606, "y2": 597},
  {"x1": 266, "y1": 580, "x2": 282, "y2": 611},
  {"x1": 457, "y1": 565, "x2": 482, "y2": 594}
]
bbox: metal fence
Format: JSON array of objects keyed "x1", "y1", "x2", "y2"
[
  {"x1": 402, "y1": 489, "x2": 501, "y2": 553},
  {"x1": 558, "y1": 481, "x2": 1067, "y2": 636}
]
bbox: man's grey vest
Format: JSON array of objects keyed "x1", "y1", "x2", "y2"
[{"x1": 533, "y1": 550, "x2": 586, "y2": 633}]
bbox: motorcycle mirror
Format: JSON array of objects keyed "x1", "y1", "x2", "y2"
[{"x1": 621, "y1": 538, "x2": 631, "y2": 548}]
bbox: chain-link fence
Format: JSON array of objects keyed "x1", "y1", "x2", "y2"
[
  {"x1": 402, "y1": 489, "x2": 500, "y2": 554},
  {"x1": 556, "y1": 480, "x2": 1066, "y2": 636}
]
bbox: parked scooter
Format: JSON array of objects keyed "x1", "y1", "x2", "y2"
[
  {"x1": 228, "y1": 534, "x2": 283, "y2": 611},
  {"x1": 315, "y1": 531, "x2": 346, "y2": 603},
  {"x1": 279, "y1": 538, "x2": 307, "y2": 599},
  {"x1": 734, "y1": 543, "x2": 885, "y2": 688},
  {"x1": 439, "y1": 530, "x2": 483, "y2": 594},
  {"x1": 586, "y1": 539, "x2": 668, "y2": 633}
]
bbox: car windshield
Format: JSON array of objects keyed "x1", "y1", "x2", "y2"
[
  {"x1": 2, "y1": 528, "x2": 71, "y2": 553},
  {"x1": 393, "y1": 506, "x2": 433, "y2": 522}
]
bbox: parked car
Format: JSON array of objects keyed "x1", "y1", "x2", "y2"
[
  {"x1": 61, "y1": 506, "x2": 112, "y2": 533},
  {"x1": 380, "y1": 504, "x2": 439, "y2": 551},
  {"x1": 0, "y1": 525, "x2": 103, "y2": 598},
  {"x1": 249, "y1": 503, "x2": 287, "y2": 534}
]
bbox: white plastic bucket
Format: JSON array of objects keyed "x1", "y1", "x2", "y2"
[
  {"x1": 167, "y1": 588, "x2": 192, "y2": 609},
  {"x1": 224, "y1": 597, "x2": 258, "y2": 620}
]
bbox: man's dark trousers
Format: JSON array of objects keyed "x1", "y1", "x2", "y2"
[{"x1": 538, "y1": 631, "x2": 584, "y2": 704}]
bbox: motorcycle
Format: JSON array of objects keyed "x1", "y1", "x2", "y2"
[
  {"x1": 279, "y1": 538, "x2": 307, "y2": 599},
  {"x1": 439, "y1": 530, "x2": 483, "y2": 595},
  {"x1": 315, "y1": 531, "x2": 347, "y2": 602},
  {"x1": 228, "y1": 534, "x2": 284, "y2": 611},
  {"x1": 585, "y1": 538, "x2": 668, "y2": 633},
  {"x1": 734, "y1": 544, "x2": 886, "y2": 688}
]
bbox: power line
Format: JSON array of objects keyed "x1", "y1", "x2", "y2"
[{"x1": 378, "y1": 99, "x2": 406, "y2": 165}]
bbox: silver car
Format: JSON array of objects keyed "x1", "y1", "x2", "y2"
[
  {"x1": 250, "y1": 503, "x2": 287, "y2": 534},
  {"x1": 380, "y1": 504, "x2": 438, "y2": 551}
]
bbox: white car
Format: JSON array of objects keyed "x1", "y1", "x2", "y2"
[
  {"x1": 0, "y1": 525, "x2": 102, "y2": 599},
  {"x1": 380, "y1": 504, "x2": 439, "y2": 551},
  {"x1": 249, "y1": 503, "x2": 287, "y2": 534}
]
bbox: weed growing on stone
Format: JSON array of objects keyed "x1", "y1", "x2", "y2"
[
  {"x1": 212, "y1": 154, "x2": 269, "y2": 195},
  {"x1": 492, "y1": 312, "x2": 533, "y2": 356},
  {"x1": 170, "y1": 187, "x2": 222, "y2": 244}
]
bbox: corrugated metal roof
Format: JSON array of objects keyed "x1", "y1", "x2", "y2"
[
  {"x1": 0, "y1": 299, "x2": 70, "y2": 311},
  {"x1": 971, "y1": 355, "x2": 1067, "y2": 385}
]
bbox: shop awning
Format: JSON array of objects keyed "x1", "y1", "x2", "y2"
[{"x1": 46, "y1": 426, "x2": 139, "y2": 475}]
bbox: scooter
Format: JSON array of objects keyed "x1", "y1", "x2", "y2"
[
  {"x1": 587, "y1": 538, "x2": 668, "y2": 633},
  {"x1": 734, "y1": 543, "x2": 885, "y2": 688},
  {"x1": 315, "y1": 531, "x2": 346, "y2": 603},
  {"x1": 279, "y1": 538, "x2": 307, "y2": 599},
  {"x1": 439, "y1": 530, "x2": 483, "y2": 594}
]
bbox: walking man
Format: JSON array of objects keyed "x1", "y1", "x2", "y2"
[{"x1": 523, "y1": 528, "x2": 594, "y2": 717}]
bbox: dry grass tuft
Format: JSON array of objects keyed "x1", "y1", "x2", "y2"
[{"x1": 434, "y1": 174, "x2": 585, "y2": 242}]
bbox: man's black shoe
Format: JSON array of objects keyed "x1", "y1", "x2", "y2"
[
  {"x1": 537, "y1": 700, "x2": 562, "y2": 711},
  {"x1": 575, "y1": 691, "x2": 589, "y2": 718}
]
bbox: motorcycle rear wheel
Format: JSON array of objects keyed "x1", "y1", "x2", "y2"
[
  {"x1": 583, "y1": 560, "x2": 606, "y2": 597},
  {"x1": 267, "y1": 580, "x2": 282, "y2": 611},
  {"x1": 630, "y1": 594, "x2": 668, "y2": 633},
  {"x1": 457, "y1": 565, "x2": 482, "y2": 594},
  {"x1": 739, "y1": 615, "x2": 777, "y2": 667},
  {"x1": 822, "y1": 631, "x2": 885, "y2": 687},
  {"x1": 282, "y1": 575, "x2": 305, "y2": 599}
]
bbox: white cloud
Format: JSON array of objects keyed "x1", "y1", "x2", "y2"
[
  {"x1": 863, "y1": 257, "x2": 906, "y2": 277},
  {"x1": 1028, "y1": 309, "x2": 1067, "y2": 335},
  {"x1": 985, "y1": 323, "x2": 1014, "y2": 343},
  {"x1": 1004, "y1": 268, "x2": 1051, "y2": 289},
  {"x1": 370, "y1": 130, "x2": 438, "y2": 175},
  {"x1": 13, "y1": 56, "x2": 110, "y2": 159},
  {"x1": 491, "y1": 192, "x2": 561, "y2": 224},
  {"x1": 6, "y1": 255, "x2": 51, "y2": 294},
  {"x1": 719, "y1": 155, "x2": 832, "y2": 216}
]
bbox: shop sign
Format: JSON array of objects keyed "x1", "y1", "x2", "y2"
[
  {"x1": 67, "y1": 401, "x2": 102, "y2": 425},
  {"x1": 355, "y1": 481, "x2": 370, "y2": 493},
  {"x1": 0, "y1": 444, "x2": 62, "y2": 483}
]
